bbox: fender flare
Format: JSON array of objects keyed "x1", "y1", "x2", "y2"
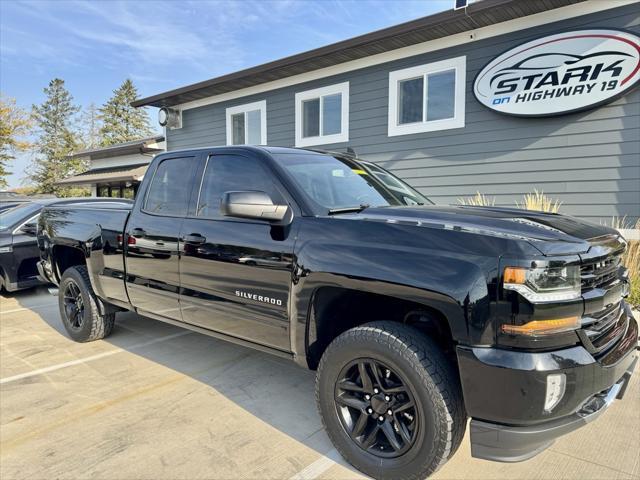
[{"x1": 290, "y1": 272, "x2": 476, "y2": 368}]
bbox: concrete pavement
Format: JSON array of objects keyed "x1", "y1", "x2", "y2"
[{"x1": 1, "y1": 287, "x2": 638, "y2": 480}]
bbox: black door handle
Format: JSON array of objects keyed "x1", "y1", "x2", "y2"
[
  {"x1": 183, "y1": 233, "x2": 206, "y2": 244},
  {"x1": 131, "y1": 228, "x2": 146, "y2": 238}
]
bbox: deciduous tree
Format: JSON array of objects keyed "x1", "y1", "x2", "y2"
[{"x1": 0, "y1": 94, "x2": 32, "y2": 189}]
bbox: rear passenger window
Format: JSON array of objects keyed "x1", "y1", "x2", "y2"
[
  {"x1": 197, "y1": 155, "x2": 282, "y2": 219},
  {"x1": 144, "y1": 157, "x2": 193, "y2": 216}
]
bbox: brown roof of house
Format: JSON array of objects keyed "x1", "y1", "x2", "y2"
[
  {"x1": 56, "y1": 164, "x2": 149, "y2": 186},
  {"x1": 68, "y1": 135, "x2": 165, "y2": 160},
  {"x1": 132, "y1": 0, "x2": 584, "y2": 108}
]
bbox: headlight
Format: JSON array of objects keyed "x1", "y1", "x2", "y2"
[{"x1": 503, "y1": 265, "x2": 581, "y2": 303}]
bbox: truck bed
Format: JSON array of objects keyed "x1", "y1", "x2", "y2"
[{"x1": 38, "y1": 200, "x2": 133, "y2": 305}]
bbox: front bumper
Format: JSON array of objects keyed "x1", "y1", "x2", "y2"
[{"x1": 457, "y1": 304, "x2": 638, "y2": 462}]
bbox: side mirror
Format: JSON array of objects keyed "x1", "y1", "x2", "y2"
[
  {"x1": 20, "y1": 222, "x2": 38, "y2": 236},
  {"x1": 220, "y1": 191, "x2": 291, "y2": 224}
]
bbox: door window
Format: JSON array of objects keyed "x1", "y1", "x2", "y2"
[
  {"x1": 144, "y1": 157, "x2": 194, "y2": 216},
  {"x1": 196, "y1": 155, "x2": 282, "y2": 219}
]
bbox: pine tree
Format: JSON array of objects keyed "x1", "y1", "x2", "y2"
[
  {"x1": 29, "y1": 79, "x2": 86, "y2": 195},
  {"x1": 99, "y1": 79, "x2": 153, "y2": 146},
  {"x1": 80, "y1": 102, "x2": 102, "y2": 149},
  {"x1": 0, "y1": 94, "x2": 32, "y2": 189}
]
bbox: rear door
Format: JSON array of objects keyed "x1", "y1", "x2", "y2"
[
  {"x1": 9, "y1": 211, "x2": 41, "y2": 285},
  {"x1": 124, "y1": 154, "x2": 199, "y2": 320},
  {"x1": 178, "y1": 151, "x2": 297, "y2": 351}
]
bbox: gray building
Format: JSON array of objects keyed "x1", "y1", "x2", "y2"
[{"x1": 133, "y1": 0, "x2": 640, "y2": 225}]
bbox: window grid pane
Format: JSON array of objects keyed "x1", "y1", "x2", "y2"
[
  {"x1": 426, "y1": 69, "x2": 456, "y2": 121},
  {"x1": 321, "y1": 93, "x2": 341, "y2": 136},
  {"x1": 302, "y1": 98, "x2": 320, "y2": 138},
  {"x1": 232, "y1": 113, "x2": 245, "y2": 145},
  {"x1": 398, "y1": 76, "x2": 424, "y2": 125},
  {"x1": 246, "y1": 109, "x2": 262, "y2": 144}
]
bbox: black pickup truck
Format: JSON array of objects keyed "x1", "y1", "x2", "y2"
[{"x1": 38, "y1": 146, "x2": 637, "y2": 480}]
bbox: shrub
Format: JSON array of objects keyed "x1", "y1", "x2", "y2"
[
  {"x1": 623, "y1": 240, "x2": 639, "y2": 308},
  {"x1": 457, "y1": 191, "x2": 495, "y2": 206},
  {"x1": 515, "y1": 189, "x2": 561, "y2": 213},
  {"x1": 620, "y1": 220, "x2": 640, "y2": 309}
]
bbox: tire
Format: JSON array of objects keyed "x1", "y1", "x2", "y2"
[
  {"x1": 58, "y1": 265, "x2": 115, "y2": 342},
  {"x1": 316, "y1": 321, "x2": 466, "y2": 480}
]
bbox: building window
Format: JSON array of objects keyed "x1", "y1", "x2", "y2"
[
  {"x1": 225, "y1": 100, "x2": 267, "y2": 145},
  {"x1": 295, "y1": 82, "x2": 349, "y2": 147},
  {"x1": 97, "y1": 185, "x2": 110, "y2": 197},
  {"x1": 96, "y1": 183, "x2": 138, "y2": 199},
  {"x1": 388, "y1": 56, "x2": 466, "y2": 136}
]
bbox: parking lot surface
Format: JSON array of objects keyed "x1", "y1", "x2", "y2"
[{"x1": 1, "y1": 287, "x2": 638, "y2": 480}]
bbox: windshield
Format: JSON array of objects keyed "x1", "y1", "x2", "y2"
[
  {"x1": 361, "y1": 162, "x2": 434, "y2": 206},
  {"x1": 0, "y1": 203, "x2": 40, "y2": 231},
  {"x1": 273, "y1": 153, "x2": 430, "y2": 210}
]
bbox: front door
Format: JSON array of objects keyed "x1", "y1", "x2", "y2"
[
  {"x1": 179, "y1": 152, "x2": 296, "y2": 351},
  {"x1": 124, "y1": 155, "x2": 198, "y2": 321}
]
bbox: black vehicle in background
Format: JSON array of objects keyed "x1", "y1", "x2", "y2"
[
  {"x1": 0, "y1": 192, "x2": 56, "y2": 213},
  {"x1": 37, "y1": 147, "x2": 637, "y2": 480},
  {"x1": 0, "y1": 198, "x2": 131, "y2": 292}
]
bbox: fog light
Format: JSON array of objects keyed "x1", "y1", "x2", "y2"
[{"x1": 545, "y1": 373, "x2": 566, "y2": 412}]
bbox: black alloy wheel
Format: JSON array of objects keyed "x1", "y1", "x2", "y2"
[
  {"x1": 335, "y1": 359, "x2": 418, "y2": 458},
  {"x1": 58, "y1": 265, "x2": 115, "y2": 342},
  {"x1": 63, "y1": 280, "x2": 85, "y2": 330}
]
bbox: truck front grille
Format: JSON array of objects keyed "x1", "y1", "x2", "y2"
[
  {"x1": 580, "y1": 302, "x2": 627, "y2": 356},
  {"x1": 580, "y1": 254, "x2": 622, "y2": 292},
  {"x1": 579, "y1": 246, "x2": 628, "y2": 358}
]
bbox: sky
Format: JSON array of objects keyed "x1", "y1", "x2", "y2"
[{"x1": 1, "y1": 0, "x2": 452, "y2": 188}]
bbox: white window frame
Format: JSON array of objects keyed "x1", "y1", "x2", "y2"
[
  {"x1": 388, "y1": 56, "x2": 466, "y2": 137},
  {"x1": 225, "y1": 100, "x2": 267, "y2": 145},
  {"x1": 295, "y1": 82, "x2": 349, "y2": 147}
]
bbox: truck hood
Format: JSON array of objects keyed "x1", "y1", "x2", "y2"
[{"x1": 338, "y1": 205, "x2": 620, "y2": 255}]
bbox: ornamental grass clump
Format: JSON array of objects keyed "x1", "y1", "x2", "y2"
[
  {"x1": 515, "y1": 189, "x2": 561, "y2": 213},
  {"x1": 457, "y1": 191, "x2": 496, "y2": 206},
  {"x1": 619, "y1": 220, "x2": 640, "y2": 309}
]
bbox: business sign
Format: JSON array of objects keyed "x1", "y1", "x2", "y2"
[{"x1": 473, "y1": 29, "x2": 640, "y2": 116}]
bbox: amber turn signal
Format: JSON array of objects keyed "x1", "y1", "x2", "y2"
[
  {"x1": 501, "y1": 316, "x2": 580, "y2": 336},
  {"x1": 504, "y1": 267, "x2": 526, "y2": 284}
]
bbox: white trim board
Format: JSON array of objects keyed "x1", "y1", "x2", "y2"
[{"x1": 174, "y1": 0, "x2": 634, "y2": 112}]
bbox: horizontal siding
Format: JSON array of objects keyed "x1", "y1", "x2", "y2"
[{"x1": 168, "y1": 3, "x2": 640, "y2": 225}]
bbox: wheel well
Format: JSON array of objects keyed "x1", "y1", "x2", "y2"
[
  {"x1": 52, "y1": 245, "x2": 86, "y2": 280},
  {"x1": 306, "y1": 287, "x2": 455, "y2": 370}
]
